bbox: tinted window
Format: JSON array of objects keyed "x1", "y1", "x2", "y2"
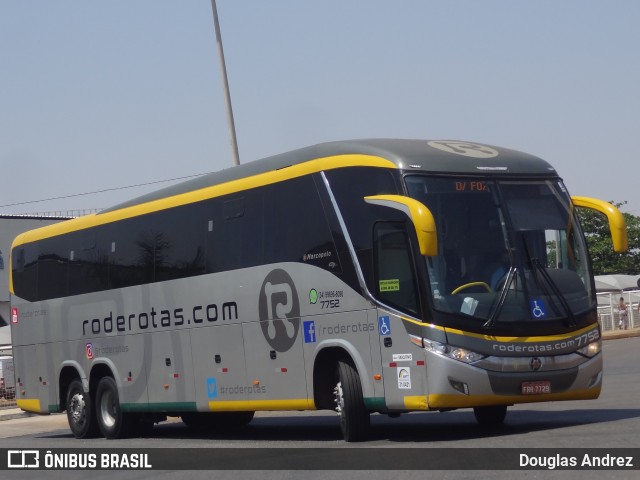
[
  {"x1": 12, "y1": 244, "x2": 40, "y2": 301},
  {"x1": 13, "y1": 173, "x2": 343, "y2": 301},
  {"x1": 325, "y1": 168, "x2": 400, "y2": 291},
  {"x1": 374, "y1": 222, "x2": 419, "y2": 314},
  {"x1": 68, "y1": 235, "x2": 109, "y2": 295},
  {"x1": 37, "y1": 236, "x2": 70, "y2": 300},
  {"x1": 263, "y1": 176, "x2": 339, "y2": 273},
  {"x1": 207, "y1": 192, "x2": 263, "y2": 272}
]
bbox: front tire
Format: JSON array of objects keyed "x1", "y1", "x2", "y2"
[
  {"x1": 95, "y1": 376, "x2": 131, "y2": 439},
  {"x1": 334, "y1": 360, "x2": 370, "y2": 442},
  {"x1": 66, "y1": 379, "x2": 98, "y2": 439}
]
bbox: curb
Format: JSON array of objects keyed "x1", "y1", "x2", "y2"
[{"x1": 602, "y1": 329, "x2": 640, "y2": 340}]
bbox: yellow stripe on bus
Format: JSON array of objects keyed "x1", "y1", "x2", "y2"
[
  {"x1": 398, "y1": 316, "x2": 599, "y2": 345},
  {"x1": 208, "y1": 399, "x2": 316, "y2": 412},
  {"x1": 427, "y1": 387, "x2": 601, "y2": 409},
  {"x1": 11, "y1": 154, "x2": 396, "y2": 247},
  {"x1": 17, "y1": 398, "x2": 42, "y2": 413},
  {"x1": 403, "y1": 396, "x2": 429, "y2": 410},
  {"x1": 444, "y1": 323, "x2": 600, "y2": 344}
]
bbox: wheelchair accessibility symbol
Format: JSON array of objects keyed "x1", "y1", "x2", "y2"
[
  {"x1": 379, "y1": 316, "x2": 391, "y2": 336},
  {"x1": 530, "y1": 299, "x2": 547, "y2": 319}
]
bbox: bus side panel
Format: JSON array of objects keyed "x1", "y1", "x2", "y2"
[
  {"x1": 13, "y1": 343, "x2": 54, "y2": 414},
  {"x1": 374, "y1": 312, "x2": 429, "y2": 411},
  {"x1": 141, "y1": 330, "x2": 195, "y2": 412},
  {"x1": 305, "y1": 310, "x2": 374, "y2": 396},
  {"x1": 10, "y1": 300, "x2": 51, "y2": 347},
  {"x1": 190, "y1": 324, "x2": 248, "y2": 411},
  {"x1": 83, "y1": 333, "x2": 149, "y2": 410},
  {"x1": 243, "y1": 320, "x2": 310, "y2": 407},
  {"x1": 367, "y1": 309, "x2": 386, "y2": 407}
]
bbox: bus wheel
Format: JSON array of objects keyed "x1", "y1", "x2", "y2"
[
  {"x1": 334, "y1": 360, "x2": 369, "y2": 442},
  {"x1": 473, "y1": 405, "x2": 507, "y2": 425},
  {"x1": 66, "y1": 379, "x2": 98, "y2": 439},
  {"x1": 95, "y1": 377, "x2": 131, "y2": 439}
]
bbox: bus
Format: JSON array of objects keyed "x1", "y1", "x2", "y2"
[{"x1": 10, "y1": 139, "x2": 627, "y2": 441}]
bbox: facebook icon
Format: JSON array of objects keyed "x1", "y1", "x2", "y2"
[{"x1": 303, "y1": 320, "x2": 316, "y2": 343}]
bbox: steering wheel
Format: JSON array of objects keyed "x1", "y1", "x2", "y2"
[{"x1": 451, "y1": 281, "x2": 492, "y2": 295}]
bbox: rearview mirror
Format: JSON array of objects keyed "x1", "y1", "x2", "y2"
[
  {"x1": 571, "y1": 196, "x2": 628, "y2": 253},
  {"x1": 364, "y1": 195, "x2": 437, "y2": 256}
]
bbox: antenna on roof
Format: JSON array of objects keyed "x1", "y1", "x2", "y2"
[{"x1": 210, "y1": 0, "x2": 241, "y2": 166}]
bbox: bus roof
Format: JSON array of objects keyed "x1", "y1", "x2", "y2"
[
  {"x1": 11, "y1": 139, "x2": 558, "y2": 248},
  {"x1": 104, "y1": 139, "x2": 556, "y2": 214}
]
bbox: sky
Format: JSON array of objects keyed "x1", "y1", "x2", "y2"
[{"x1": 1, "y1": 1, "x2": 639, "y2": 217}]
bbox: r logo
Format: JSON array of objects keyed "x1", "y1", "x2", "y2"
[
  {"x1": 428, "y1": 140, "x2": 499, "y2": 158},
  {"x1": 259, "y1": 269, "x2": 300, "y2": 352}
]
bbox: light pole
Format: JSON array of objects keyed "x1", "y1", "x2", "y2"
[{"x1": 210, "y1": 0, "x2": 240, "y2": 166}]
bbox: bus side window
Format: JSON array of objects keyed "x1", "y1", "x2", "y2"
[
  {"x1": 373, "y1": 223, "x2": 419, "y2": 315},
  {"x1": 12, "y1": 246, "x2": 39, "y2": 302},
  {"x1": 263, "y1": 177, "x2": 338, "y2": 271}
]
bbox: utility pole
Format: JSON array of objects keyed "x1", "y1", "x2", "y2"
[{"x1": 210, "y1": 0, "x2": 240, "y2": 166}]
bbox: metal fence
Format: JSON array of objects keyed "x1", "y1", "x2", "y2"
[
  {"x1": 597, "y1": 290, "x2": 640, "y2": 332},
  {"x1": 0, "y1": 356, "x2": 16, "y2": 409},
  {"x1": 0, "y1": 386, "x2": 16, "y2": 409}
]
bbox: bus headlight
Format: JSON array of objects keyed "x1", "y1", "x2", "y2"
[
  {"x1": 423, "y1": 339, "x2": 486, "y2": 364},
  {"x1": 577, "y1": 338, "x2": 602, "y2": 358}
]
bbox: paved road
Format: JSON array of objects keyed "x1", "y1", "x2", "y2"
[{"x1": 0, "y1": 337, "x2": 638, "y2": 479}]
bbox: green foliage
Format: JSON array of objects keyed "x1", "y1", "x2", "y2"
[{"x1": 576, "y1": 201, "x2": 640, "y2": 275}]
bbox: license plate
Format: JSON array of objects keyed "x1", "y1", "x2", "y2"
[{"x1": 521, "y1": 381, "x2": 551, "y2": 395}]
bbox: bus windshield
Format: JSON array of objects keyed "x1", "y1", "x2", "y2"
[{"x1": 405, "y1": 176, "x2": 593, "y2": 326}]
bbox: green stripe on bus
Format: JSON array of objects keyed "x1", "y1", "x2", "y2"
[
  {"x1": 121, "y1": 402, "x2": 197, "y2": 413},
  {"x1": 364, "y1": 397, "x2": 386, "y2": 410}
]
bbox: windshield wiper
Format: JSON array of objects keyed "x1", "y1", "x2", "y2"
[
  {"x1": 530, "y1": 257, "x2": 577, "y2": 327},
  {"x1": 483, "y1": 266, "x2": 517, "y2": 330},
  {"x1": 519, "y1": 234, "x2": 577, "y2": 328}
]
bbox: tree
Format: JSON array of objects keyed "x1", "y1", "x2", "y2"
[{"x1": 576, "y1": 201, "x2": 640, "y2": 275}]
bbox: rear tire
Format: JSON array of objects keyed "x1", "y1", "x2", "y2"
[
  {"x1": 95, "y1": 376, "x2": 131, "y2": 439},
  {"x1": 473, "y1": 405, "x2": 507, "y2": 425},
  {"x1": 334, "y1": 360, "x2": 370, "y2": 442},
  {"x1": 66, "y1": 379, "x2": 99, "y2": 439}
]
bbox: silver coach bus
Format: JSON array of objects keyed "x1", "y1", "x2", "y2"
[{"x1": 10, "y1": 139, "x2": 627, "y2": 441}]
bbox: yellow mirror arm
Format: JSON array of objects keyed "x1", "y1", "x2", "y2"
[
  {"x1": 571, "y1": 196, "x2": 628, "y2": 253},
  {"x1": 364, "y1": 195, "x2": 437, "y2": 256}
]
